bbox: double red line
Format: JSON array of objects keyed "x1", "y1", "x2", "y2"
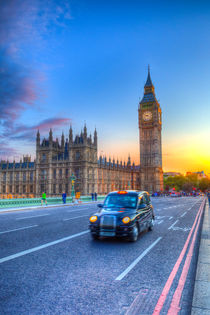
[{"x1": 152, "y1": 199, "x2": 206, "y2": 315}]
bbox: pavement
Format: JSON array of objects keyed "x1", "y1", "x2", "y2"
[
  {"x1": 0, "y1": 200, "x2": 99, "y2": 213},
  {"x1": 0, "y1": 197, "x2": 209, "y2": 314},
  {"x1": 191, "y1": 198, "x2": 210, "y2": 315}
]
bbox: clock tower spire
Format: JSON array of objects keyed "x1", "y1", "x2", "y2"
[{"x1": 138, "y1": 68, "x2": 163, "y2": 192}]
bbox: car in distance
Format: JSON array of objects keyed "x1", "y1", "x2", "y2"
[{"x1": 89, "y1": 190, "x2": 154, "y2": 242}]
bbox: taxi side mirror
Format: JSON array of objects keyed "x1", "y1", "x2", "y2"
[
  {"x1": 97, "y1": 203, "x2": 103, "y2": 208},
  {"x1": 138, "y1": 203, "x2": 146, "y2": 209}
]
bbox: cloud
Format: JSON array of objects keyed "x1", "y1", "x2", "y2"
[
  {"x1": 2, "y1": 117, "x2": 71, "y2": 141},
  {"x1": 0, "y1": 48, "x2": 39, "y2": 125},
  {"x1": 0, "y1": 0, "x2": 71, "y2": 159}
]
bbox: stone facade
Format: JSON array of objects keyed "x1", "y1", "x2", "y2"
[{"x1": 0, "y1": 70, "x2": 164, "y2": 197}]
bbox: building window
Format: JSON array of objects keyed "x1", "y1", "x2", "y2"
[
  {"x1": 42, "y1": 154, "x2": 46, "y2": 162},
  {"x1": 75, "y1": 151, "x2": 80, "y2": 160},
  {"x1": 53, "y1": 184, "x2": 56, "y2": 194},
  {"x1": 3, "y1": 186, "x2": 6, "y2": 193},
  {"x1": 59, "y1": 169, "x2": 62, "y2": 178},
  {"x1": 9, "y1": 185, "x2": 12, "y2": 193},
  {"x1": 16, "y1": 173, "x2": 19, "y2": 181},
  {"x1": 65, "y1": 183, "x2": 68, "y2": 193},
  {"x1": 65, "y1": 169, "x2": 69, "y2": 178},
  {"x1": 53, "y1": 169, "x2": 56, "y2": 179},
  {"x1": 30, "y1": 185, "x2": 33, "y2": 193},
  {"x1": 30, "y1": 172, "x2": 33, "y2": 182},
  {"x1": 23, "y1": 185, "x2": 26, "y2": 193},
  {"x1": 16, "y1": 185, "x2": 19, "y2": 193},
  {"x1": 41, "y1": 169, "x2": 47, "y2": 180},
  {"x1": 10, "y1": 173, "x2": 13, "y2": 183},
  {"x1": 40, "y1": 184, "x2": 45, "y2": 193},
  {"x1": 59, "y1": 184, "x2": 62, "y2": 193},
  {"x1": 75, "y1": 168, "x2": 80, "y2": 179},
  {"x1": 3, "y1": 173, "x2": 6, "y2": 181},
  {"x1": 23, "y1": 172, "x2": 26, "y2": 182}
]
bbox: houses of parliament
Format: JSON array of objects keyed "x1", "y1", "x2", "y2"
[{"x1": 0, "y1": 70, "x2": 163, "y2": 197}]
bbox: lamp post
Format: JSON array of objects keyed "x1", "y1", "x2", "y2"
[{"x1": 70, "y1": 173, "x2": 76, "y2": 201}]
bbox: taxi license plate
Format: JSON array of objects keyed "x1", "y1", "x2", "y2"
[{"x1": 100, "y1": 231, "x2": 115, "y2": 236}]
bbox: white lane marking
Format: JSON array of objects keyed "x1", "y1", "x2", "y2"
[
  {"x1": 157, "y1": 220, "x2": 164, "y2": 225},
  {"x1": 67, "y1": 208, "x2": 94, "y2": 213},
  {"x1": 16, "y1": 214, "x2": 49, "y2": 220},
  {"x1": 0, "y1": 230, "x2": 89, "y2": 264},
  {"x1": 172, "y1": 226, "x2": 191, "y2": 232},
  {"x1": 180, "y1": 211, "x2": 187, "y2": 218},
  {"x1": 63, "y1": 215, "x2": 89, "y2": 221},
  {"x1": 169, "y1": 216, "x2": 173, "y2": 220},
  {"x1": 0, "y1": 225, "x2": 38, "y2": 234},
  {"x1": 168, "y1": 220, "x2": 179, "y2": 230},
  {"x1": 115, "y1": 237, "x2": 162, "y2": 281}
]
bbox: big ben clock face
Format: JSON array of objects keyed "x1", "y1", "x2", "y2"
[{"x1": 143, "y1": 111, "x2": 152, "y2": 121}]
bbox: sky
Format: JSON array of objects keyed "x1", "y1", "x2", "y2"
[{"x1": 0, "y1": 0, "x2": 210, "y2": 175}]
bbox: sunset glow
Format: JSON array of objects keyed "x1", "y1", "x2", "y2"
[{"x1": 0, "y1": 0, "x2": 209, "y2": 176}]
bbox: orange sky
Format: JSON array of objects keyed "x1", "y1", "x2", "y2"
[{"x1": 99, "y1": 128, "x2": 210, "y2": 176}]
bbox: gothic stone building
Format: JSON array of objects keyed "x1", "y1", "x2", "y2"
[{"x1": 0, "y1": 70, "x2": 163, "y2": 198}]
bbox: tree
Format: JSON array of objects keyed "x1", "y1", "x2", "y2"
[
  {"x1": 199, "y1": 178, "x2": 210, "y2": 192},
  {"x1": 182, "y1": 182, "x2": 193, "y2": 193}
]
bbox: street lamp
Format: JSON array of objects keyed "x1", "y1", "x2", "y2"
[{"x1": 70, "y1": 173, "x2": 76, "y2": 200}]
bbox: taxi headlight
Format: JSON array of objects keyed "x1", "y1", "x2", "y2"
[
  {"x1": 122, "y1": 216, "x2": 131, "y2": 224},
  {"x1": 89, "y1": 215, "x2": 98, "y2": 223}
]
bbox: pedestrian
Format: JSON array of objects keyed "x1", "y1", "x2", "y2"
[
  {"x1": 41, "y1": 192, "x2": 47, "y2": 206},
  {"x1": 94, "y1": 192, "x2": 97, "y2": 201},
  {"x1": 207, "y1": 191, "x2": 210, "y2": 205},
  {"x1": 62, "y1": 192, "x2": 67, "y2": 204},
  {"x1": 91, "y1": 193, "x2": 94, "y2": 201}
]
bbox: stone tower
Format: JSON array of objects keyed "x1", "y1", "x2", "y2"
[{"x1": 138, "y1": 67, "x2": 163, "y2": 192}]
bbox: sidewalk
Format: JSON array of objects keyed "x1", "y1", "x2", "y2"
[
  {"x1": 0, "y1": 200, "x2": 99, "y2": 214},
  {"x1": 191, "y1": 199, "x2": 210, "y2": 314}
]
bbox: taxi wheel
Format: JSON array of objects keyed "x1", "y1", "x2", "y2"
[
  {"x1": 148, "y1": 219, "x2": 154, "y2": 231},
  {"x1": 91, "y1": 234, "x2": 99, "y2": 240},
  {"x1": 129, "y1": 223, "x2": 139, "y2": 242}
]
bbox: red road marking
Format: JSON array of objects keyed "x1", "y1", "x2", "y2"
[
  {"x1": 167, "y1": 200, "x2": 205, "y2": 314},
  {"x1": 152, "y1": 199, "x2": 205, "y2": 315}
]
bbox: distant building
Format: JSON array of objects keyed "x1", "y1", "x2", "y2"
[
  {"x1": 0, "y1": 69, "x2": 164, "y2": 197},
  {"x1": 186, "y1": 171, "x2": 207, "y2": 179},
  {"x1": 164, "y1": 172, "x2": 182, "y2": 178}
]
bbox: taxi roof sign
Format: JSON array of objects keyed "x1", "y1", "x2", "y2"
[{"x1": 117, "y1": 191, "x2": 127, "y2": 194}]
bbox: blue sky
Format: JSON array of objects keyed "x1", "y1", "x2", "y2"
[{"x1": 0, "y1": 0, "x2": 210, "y2": 173}]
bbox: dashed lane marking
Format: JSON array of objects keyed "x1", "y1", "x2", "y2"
[
  {"x1": 16, "y1": 214, "x2": 49, "y2": 220},
  {"x1": 0, "y1": 225, "x2": 38, "y2": 234},
  {"x1": 63, "y1": 215, "x2": 89, "y2": 221},
  {"x1": 168, "y1": 220, "x2": 179, "y2": 230},
  {"x1": 180, "y1": 211, "x2": 187, "y2": 218},
  {"x1": 115, "y1": 237, "x2": 162, "y2": 281},
  {"x1": 67, "y1": 208, "x2": 94, "y2": 213},
  {"x1": 0, "y1": 230, "x2": 89, "y2": 264}
]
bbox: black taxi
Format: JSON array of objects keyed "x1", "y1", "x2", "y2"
[{"x1": 89, "y1": 190, "x2": 154, "y2": 242}]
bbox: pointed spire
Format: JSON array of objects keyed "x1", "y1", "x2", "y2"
[
  {"x1": 36, "y1": 130, "x2": 40, "y2": 146},
  {"x1": 84, "y1": 123, "x2": 87, "y2": 138},
  {"x1": 94, "y1": 127, "x2": 97, "y2": 146},
  {"x1": 36, "y1": 129, "x2": 40, "y2": 139},
  {"x1": 49, "y1": 128, "x2": 53, "y2": 142},
  {"x1": 61, "y1": 132, "x2": 64, "y2": 147},
  {"x1": 144, "y1": 65, "x2": 153, "y2": 87},
  {"x1": 69, "y1": 125, "x2": 73, "y2": 143}
]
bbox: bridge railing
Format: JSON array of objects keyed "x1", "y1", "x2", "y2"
[{"x1": 0, "y1": 195, "x2": 106, "y2": 209}]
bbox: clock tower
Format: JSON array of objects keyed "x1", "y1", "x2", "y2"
[{"x1": 138, "y1": 67, "x2": 163, "y2": 192}]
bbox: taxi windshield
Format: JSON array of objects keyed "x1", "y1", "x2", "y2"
[{"x1": 103, "y1": 194, "x2": 137, "y2": 209}]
